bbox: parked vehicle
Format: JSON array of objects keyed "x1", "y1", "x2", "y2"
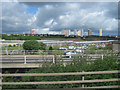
[
  {"x1": 59, "y1": 47, "x2": 67, "y2": 50},
  {"x1": 64, "y1": 51, "x2": 77, "y2": 55},
  {"x1": 64, "y1": 51, "x2": 79, "y2": 58}
]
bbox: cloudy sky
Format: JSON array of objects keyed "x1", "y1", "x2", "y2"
[{"x1": 2, "y1": 1, "x2": 118, "y2": 36}]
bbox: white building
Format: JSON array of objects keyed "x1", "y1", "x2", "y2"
[
  {"x1": 78, "y1": 30, "x2": 81, "y2": 37},
  {"x1": 61, "y1": 30, "x2": 71, "y2": 37},
  {"x1": 81, "y1": 29, "x2": 84, "y2": 37},
  {"x1": 78, "y1": 29, "x2": 84, "y2": 37},
  {"x1": 74, "y1": 29, "x2": 77, "y2": 36}
]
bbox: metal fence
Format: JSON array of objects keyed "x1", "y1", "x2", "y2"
[
  {"x1": 2, "y1": 54, "x2": 120, "y2": 65},
  {"x1": 2, "y1": 54, "x2": 116, "y2": 64},
  {"x1": 1, "y1": 50, "x2": 116, "y2": 55},
  {"x1": 2, "y1": 50, "x2": 66, "y2": 55}
]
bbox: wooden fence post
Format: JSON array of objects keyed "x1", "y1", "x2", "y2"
[
  {"x1": 82, "y1": 76, "x2": 84, "y2": 88},
  {"x1": 82, "y1": 71, "x2": 85, "y2": 88},
  {"x1": 0, "y1": 73, "x2": 2, "y2": 90}
]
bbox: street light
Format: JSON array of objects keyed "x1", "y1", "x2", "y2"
[{"x1": 5, "y1": 44, "x2": 8, "y2": 55}]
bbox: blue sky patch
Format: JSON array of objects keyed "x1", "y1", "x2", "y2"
[{"x1": 27, "y1": 7, "x2": 38, "y2": 14}]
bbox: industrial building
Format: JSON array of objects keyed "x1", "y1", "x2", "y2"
[{"x1": 112, "y1": 43, "x2": 120, "y2": 53}]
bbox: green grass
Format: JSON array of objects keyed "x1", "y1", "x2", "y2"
[
  {"x1": 1, "y1": 46, "x2": 23, "y2": 50},
  {"x1": 89, "y1": 45, "x2": 112, "y2": 50},
  {"x1": 1, "y1": 45, "x2": 68, "y2": 51}
]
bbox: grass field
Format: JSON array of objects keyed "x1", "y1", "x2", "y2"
[
  {"x1": 1, "y1": 45, "x2": 69, "y2": 51},
  {"x1": 1, "y1": 46, "x2": 23, "y2": 50}
]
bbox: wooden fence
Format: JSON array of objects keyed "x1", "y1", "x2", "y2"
[{"x1": 1, "y1": 70, "x2": 120, "y2": 89}]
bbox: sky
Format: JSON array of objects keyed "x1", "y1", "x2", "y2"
[{"x1": 1, "y1": 1, "x2": 118, "y2": 36}]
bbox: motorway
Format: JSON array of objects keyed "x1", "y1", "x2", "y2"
[
  {"x1": 1, "y1": 54, "x2": 103, "y2": 63},
  {"x1": 1, "y1": 54, "x2": 120, "y2": 68},
  {"x1": 1, "y1": 55, "x2": 70, "y2": 68},
  {"x1": 2, "y1": 56, "x2": 53, "y2": 63}
]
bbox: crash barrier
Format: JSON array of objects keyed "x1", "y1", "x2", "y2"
[
  {"x1": 1, "y1": 54, "x2": 120, "y2": 64},
  {"x1": 1, "y1": 50, "x2": 116, "y2": 55}
]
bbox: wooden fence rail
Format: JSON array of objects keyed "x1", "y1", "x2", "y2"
[
  {"x1": 2, "y1": 70, "x2": 120, "y2": 76},
  {"x1": 2, "y1": 79, "x2": 119, "y2": 85}
]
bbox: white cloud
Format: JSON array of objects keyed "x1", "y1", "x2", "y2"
[
  {"x1": 34, "y1": 2, "x2": 117, "y2": 35},
  {"x1": 59, "y1": 16, "x2": 64, "y2": 20},
  {"x1": 2, "y1": 2, "x2": 34, "y2": 33},
  {"x1": 2, "y1": 0, "x2": 18, "y2": 2},
  {"x1": 2, "y1": 2, "x2": 118, "y2": 35},
  {"x1": 45, "y1": 19, "x2": 53, "y2": 26},
  {"x1": 34, "y1": 28, "x2": 50, "y2": 34},
  {"x1": 42, "y1": 28, "x2": 49, "y2": 31},
  {"x1": 106, "y1": 27, "x2": 112, "y2": 31}
]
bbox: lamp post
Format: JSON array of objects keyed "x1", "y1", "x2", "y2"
[{"x1": 5, "y1": 44, "x2": 8, "y2": 55}]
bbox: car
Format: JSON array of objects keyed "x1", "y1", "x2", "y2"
[
  {"x1": 59, "y1": 47, "x2": 67, "y2": 50},
  {"x1": 76, "y1": 49, "x2": 82, "y2": 53},
  {"x1": 64, "y1": 51, "x2": 76, "y2": 55},
  {"x1": 64, "y1": 51, "x2": 77, "y2": 58}
]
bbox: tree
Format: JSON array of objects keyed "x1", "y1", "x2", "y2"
[
  {"x1": 23, "y1": 40, "x2": 39, "y2": 50},
  {"x1": 48, "y1": 46, "x2": 53, "y2": 55},
  {"x1": 39, "y1": 42, "x2": 46, "y2": 50},
  {"x1": 49, "y1": 46, "x2": 53, "y2": 50}
]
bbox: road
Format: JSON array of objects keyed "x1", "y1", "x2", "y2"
[
  {"x1": 1, "y1": 54, "x2": 120, "y2": 68},
  {"x1": 1, "y1": 54, "x2": 104, "y2": 64}
]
